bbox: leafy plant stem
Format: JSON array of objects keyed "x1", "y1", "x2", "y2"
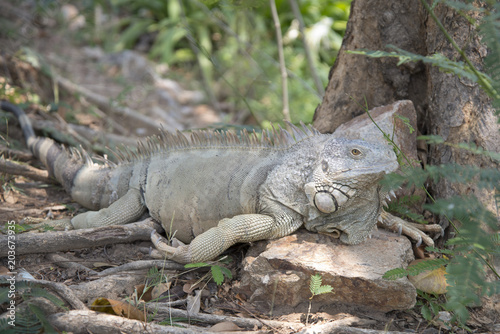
[
  {"x1": 420, "y1": 0, "x2": 499, "y2": 99},
  {"x1": 269, "y1": 0, "x2": 292, "y2": 126},
  {"x1": 289, "y1": 0, "x2": 324, "y2": 97},
  {"x1": 176, "y1": 0, "x2": 220, "y2": 112}
]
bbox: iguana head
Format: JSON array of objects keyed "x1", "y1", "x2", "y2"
[{"x1": 303, "y1": 138, "x2": 398, "y2": 244}]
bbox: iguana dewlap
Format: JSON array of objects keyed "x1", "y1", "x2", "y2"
[{"x1": 2, "y1": 101, "x2": 432, "y2": 264}]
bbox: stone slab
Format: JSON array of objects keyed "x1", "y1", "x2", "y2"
[{"x1": 238, "y1": 229, "x2": 416, "y2": 313}]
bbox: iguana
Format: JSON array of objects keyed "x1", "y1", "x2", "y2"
[{"x1": 1, "y1": 101, "x2": 439, "y2": 263}]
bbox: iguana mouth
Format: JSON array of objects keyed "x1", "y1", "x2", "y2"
[{"x1": 318, "y1": 227, "x2": 341, "y2": 239}]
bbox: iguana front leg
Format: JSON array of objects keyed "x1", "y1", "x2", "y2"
[
  {"x1": 151, "y1": 213, "x2": 301, "y2": 263},
  {"x1": 378, "y1": 210, "x2": 444, "y2": 247}
]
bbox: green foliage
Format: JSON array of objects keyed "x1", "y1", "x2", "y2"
[
  {"x1": 0, "y1": 280, "x2": 66, "y2": 333},
  {"x1": 184, "y1": 259, "x2": 232, "y2": 285},
  {"x1": 84, "y1": 0, "x2": 350, "y2": 125},
  {"x1": 416, "y1": 290, "x2": 447, "y2": 324},
  {"x1": 353, "y1": 2, "x2": 500, "y2": 325},
  {"x1": 349, "y1": 45, "x2": 484, "y2": 83},
  {"x1": 385, "y1": 195, "x2": 427, "y2": 224},
  {"x1": 382, "y1": 157, "x2": 500, "y2": 324},
  {"x1": 479, "y1": 1, "x2": 500, "y2": 115},
  {"x1": 309, "y1": 274, "x2": 333, "y2": 298}
]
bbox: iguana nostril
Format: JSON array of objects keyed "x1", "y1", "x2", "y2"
[{"x1": 314, "y1": 192, "x2": 337, "y2": 213}]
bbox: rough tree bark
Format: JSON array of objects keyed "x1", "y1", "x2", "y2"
[{"x1": 314, "y1": 0, "x2": 500, "y2": 231}]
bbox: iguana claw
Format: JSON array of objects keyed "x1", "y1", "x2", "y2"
[
  {"x1": 150, "y1": 230, "x2": 191, "y2": 263},
  {"x1": 151, "y1": 230, "x2": 171, "y2": 250},
  {"x1": 378, "y1": 211, "x2": 443, "y2": 247},
  {"x1": 415, "y1": 235, "x2": 422, "y2": 248}
]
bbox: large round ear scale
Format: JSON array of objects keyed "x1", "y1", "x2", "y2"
[{"x1": 313, "y1": 192, "x2": 338, "y2": 213}]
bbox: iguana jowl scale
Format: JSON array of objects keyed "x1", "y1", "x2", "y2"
[{"x1": 2, "y1": 101, "x2": 399, "y2": 263}]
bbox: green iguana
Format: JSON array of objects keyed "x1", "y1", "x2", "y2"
[{"x1": 1, "y1": 101, "x2": 439, "y2": 263}]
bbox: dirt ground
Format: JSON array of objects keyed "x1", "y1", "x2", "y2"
[{"x1": 1, "y1": 1, "x2": 499, "y2": 333}]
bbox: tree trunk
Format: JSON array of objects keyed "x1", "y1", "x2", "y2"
[{"x1": 314, "y1": 0, "x2": 500, "y2": 230}]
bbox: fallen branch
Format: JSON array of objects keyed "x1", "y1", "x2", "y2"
[
  {"x1": 69, "y1": 273, "x2": 146, "y2": 304},
  {"x1": 0, "y1": 157, "x2": 53, "y2": 183},
  {"x1": 47, "y1": 310, "x2": 205, "y2": 334},
  {"x1": 97, "y1": 260, "x2": 185, "y2": 276},
  {"x1": 0, "y1": 277, "x2": 88, "y2": 310},
  {"x1": 46, "y1": 253, "x2": 99, "y2": 276},
  {"x1": 147, "y1": 304, "x2": 304, "y2": 331},
  {"x1": 0, "y1": 218, "x2": 163, "y2": 256},
  {"x1": 297, "y1": 321, "x2": 408, "y2": 334},
  {"x1": 53, "y1": 73, "x2": 162, "y2": 132},
  {"x1": 69, "y1": 123, "x2": 138, "y2": 149},
  {"x1": 0, "y1": 144, "x2": 33, "y2": 161}
]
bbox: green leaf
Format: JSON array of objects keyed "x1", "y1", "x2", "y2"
[
  {"x1": 421, "y1": 304, "x2": 433, "y2": 321},
  {"x1": 184, "y1": 262, "x2": 209, "y2": 269},
  {"x1": 314, "y1": 285, "x2": 334, "y2": 295},
  {"x1": 309, "y1": 274, "x2": 333, "y2": 297},
  {"x1": 211, "y1": 265, "x2": 224, "y2": 285},
  {"x1": 220, "y1": 267, "x2": 232, "y2": 280},
  {"x1": 309, "y1": 274, "x2": 322, "y2": 295},
  {"x1": 348, "y1": 46, "x2": 483, "y2": 83},
  {"x1": 383, "y1": 258, "x2": 450, "y2": 280},
  {"x1": 394, "y1": 114, "x2": 414, "y2": 134},
  {"x1": 27, "y1": 303, "x2": 58, "y2": 334}
]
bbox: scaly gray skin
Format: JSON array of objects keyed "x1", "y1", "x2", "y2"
[{"x1": 1, "y1": 101, "x2": 438, "y2": 264}]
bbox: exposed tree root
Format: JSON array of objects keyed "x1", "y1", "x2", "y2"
[
  {"x1": 0, "y1": 157, "x2": 52, "y2": 183},
  {"x1": 0, "y1": 218, "x2": 163, "y2": 256}
]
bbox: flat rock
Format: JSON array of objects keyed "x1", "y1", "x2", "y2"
[{"x1": 238, "y1": 229, "x2": 416, "y2": 314}]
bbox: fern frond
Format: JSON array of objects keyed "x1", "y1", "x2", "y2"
[
  {"x1": 25, "y1": 287, "x2": 67, "y2": 310},
  {"x1": 220, "y1": 267, "x2": 233, "y2": 280},
  {"x1": 444, "y1": 0, "x2": 485, "y2": 13},
  {"x1": 210, "y1": 265, "x2": 224, "y2": 285},
  {"x1": 383, "y1": 267, "x2": 411, "y2": 280},
  {"x1": 0, "y1": 318, "x2": 16, "y2": 334},
  {"x1": 314, "y1": 285, "x2": 334, "y2": 295},
  {"x1": 480, "y1": 2, "x2": 500, "y2": 115},
  {"x1": 27, "y1": 303, "x2": 58, "y2": 334},
  {"x1": 309, "y1": 274, "x2": 322, "y2": 295},
  {"x1": 383, "y1": 258, "x2": 449, "y2": 280},
  {"x1": 348, "y1": 46, "x2": 483, "y2": 82}
]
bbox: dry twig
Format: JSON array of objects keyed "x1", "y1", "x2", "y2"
[
  {"x1": 46, "y1": 253, "x2": 99, "y2": 276},
  {"x1": 148, "y1": 304, "x2": 303, "y2": 331},
  {"x1": 269, "y1": 0, "x2": 291, "y2": 126},
  {"x1": 48, "y1": 310, "x2": 205, "y2": 334},
  {"x1": 0, "y1": 218, "x2": 163, "y2": 256},
  {"x1": 0, "y1": 157, "x2": 52, "y2": 183},
  {"x1": 97, "y1": 260, "x2": 185, "y2": 276},
  {"x1": 289, "y1": 0, "x2": 324, "y2": 97},
  {"x1": 0, "y1": 276, "x2": 88, "y2": 310}
]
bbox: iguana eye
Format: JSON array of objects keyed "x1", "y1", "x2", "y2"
[
  {"x1": 321, "y1": 160, "x2": 328, "y2": 172},
  {"x1": 351, "y1": 148, "x2": 362, "y2": 156}
]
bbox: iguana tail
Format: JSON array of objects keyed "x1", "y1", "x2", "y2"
[{"x1": 0, "y1": 101, "x2": 114, "y2": 209}]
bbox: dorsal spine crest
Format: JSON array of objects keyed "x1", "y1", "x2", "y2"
[{"x1": 110, "y1": 122, "x2": 320, "y2": 164}]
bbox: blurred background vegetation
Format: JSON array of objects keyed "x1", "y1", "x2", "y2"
[{"x1": 58, "y1": 0, "x2": 351, "y2": 126}]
